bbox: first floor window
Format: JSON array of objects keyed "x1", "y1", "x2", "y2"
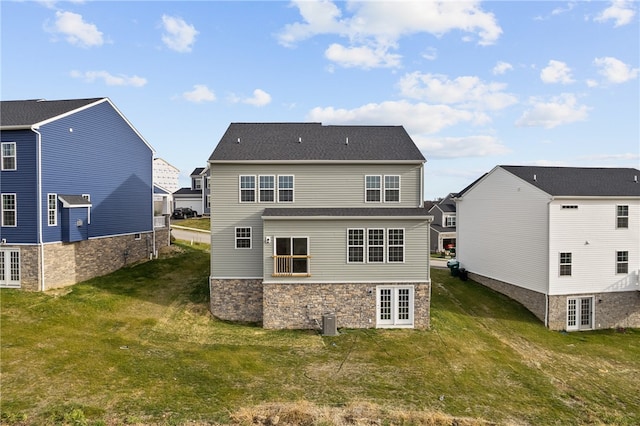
[
  {"x1": 1, "y1": 142, "x2": 16, "y2": 170},
  {"x1": 239, "y1": 175, "x2": 255, "y2": 202},
  {"x1": 235, "y1": 227, "x2": 252, "y2": 249},
  {"x1": 365, "y1": 175, "x2": 382, "y2": 202},
  {"x1": 274, "y1": 237, "x2": 309, "y2": 275},
  {"x1": 445, "y1": 215, "x2": 456, "y2": 227},
  {"x1": 616, "y1": 251, "x2": 628, "y2": 274},
  {"x1": 567, "y1": 297, "x2": 593, "y2": 331},
  {"x1": 617, "y1": 205, "x2": 629, "y2": 228},
  {"x1": 48, "y1": 194, "x2": 57, "y2": 226},
  {"x1": 1, "y1": 194, "x2": 16, "y2": 227},
  {"x1": 278, "y1": 175, "x2": 294, "y2": 202},
  {"x1": 0, "y1": 249, "x2": 21, "y2": 287},
  {"x1": 387, "y1": 229, "x2": 404, "y2": 262},
  {"x1": 559, "y1": 252, "x2": 572, "y2": 276},
  {"x1": 384, "y1": 175, "x2": 400, "y2": 202},
  {"x1": 347, "y1": 229, "x2": 364, "y2": 263},
  {"x1": 368, "y1": 229, "x2": 385, "y2": 262},
  {"x1": 259, "y1": 175, "x2": 275, "y2": 202}
]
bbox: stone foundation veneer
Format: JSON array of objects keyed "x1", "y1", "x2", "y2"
[
  {"x1": 210, "y1": 279, "x2": 431, "y2": 330},
  {"x1": 468, "y1": 272, "x2": 640, "y2": 330},
  {"x1": 9, "y1": 229, "x2": 169, "y2": 291}
]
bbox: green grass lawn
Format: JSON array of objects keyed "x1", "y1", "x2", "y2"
[{"x1": 1, "y1": 243, "x2": 638, "y2": 425}]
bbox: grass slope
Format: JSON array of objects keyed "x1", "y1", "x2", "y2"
[{"x1": 1, "y1": 243, "x2": 638, "y2": 425}]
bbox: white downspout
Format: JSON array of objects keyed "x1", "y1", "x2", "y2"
[{"x1": 33, "y1": 127, "x2": 45, "y2": 291}]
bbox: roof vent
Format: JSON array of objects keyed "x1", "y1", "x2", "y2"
[
  {"x1": 635, "y1": 175, "x2": 638, "y2": 183},
  {"x1": 237, "y1": 138, "x2": 241, "y2": 144},
  {"x1": 298, "y1": 137, "x2": 301, "y2": 143},
  {"x1": 533, "y1": 174, "x2": 537, "y2": 181},
  {"x1": 345, "y1": 137, "x2": 349, "y2": 145}
]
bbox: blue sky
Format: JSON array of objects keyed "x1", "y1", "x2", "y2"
[{"x1": 2, "y1": 0, "x2": 638, "y2": 199}]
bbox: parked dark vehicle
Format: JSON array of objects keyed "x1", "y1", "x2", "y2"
[{"x1": 172, "y1": 208, "x2": 197, "y2": 219}]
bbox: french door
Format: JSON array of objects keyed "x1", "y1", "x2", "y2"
[
  {"x1": 0, "y1": 249, "x2": 20, "y2": 288},
  {"x1": 376, "y1": 286, "x2": 414, "y2": 327},
  {"x1": 567, "y1": 297, "x2": 593, "y2": 331}
]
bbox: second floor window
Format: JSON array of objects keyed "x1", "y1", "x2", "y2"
[
  {"x1": 278, "y1": 175, "x2": 294, "y2": 202},
  {"x1": 559, "y1": 252, "x2": 572, "y2": 276},
  {"x1": 365, "y1": 176, "x2": 382, "y2": 202},
  {"x1": 1, "y1": 194, "x2": 16, "y2": 227},
  {"x1": 1, "y1": 142, "x2": 16, "y2": 171},
  {"x1": 384, "y1": 176, "x2": 400, "y2": 202},
  {"x1": 259, "y1": 176, "x2": 275, "y2": 202},
  {"x1": 48, "y1": 194, "x2": 57, "y2": 226},
  {"x1": 445, "y1": 215, "x2": 456, "y2": 227},
  {"x1": 366, "y1": 175, "x2": 400, "y2": 202},
  {"x1": 617, "y1": 205, "x2": 628, "y2": 228},
  {"x1": 616, "y1": 251, "x2": 628, "y2": 274},
  {"x1": 239, "y1": 175, "x2": 255, "y2": 202}
]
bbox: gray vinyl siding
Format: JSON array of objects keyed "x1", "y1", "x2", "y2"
[
  {"x1": 262, "y1": 218, "x2": 429, "y2": 282},
  {"x1": 210, "y1": 162, "x2": 425, "y2": 278}
]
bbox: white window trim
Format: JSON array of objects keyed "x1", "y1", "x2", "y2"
[
  {"x1": 616, "y1": 250, "x2": 629, "y2": 274},
  {"x1": 1, "y1": 142, "x2": 17, "y2": 171},
  {"x1": 367, "y1": 228, "x2": 385, "y2": 263},
  {"x1": 259, "y1": 175, "x2": 276, "y2": 203},
  {"x1": 1, "y1": 193, "x2": 17, "y2": 227},
  {"x1": 384, "y1": 175, "x2": 401, "y2": 203},
  {"x1": 445, "y1": 215, "x2": 456, "y2": 227},
  {"x1": 239, "y1": 175, "x2": 256, "y2": 203},
  {"x1": 376, "y1": 285, "x2": 414, "y2": 328},
  {"x1": 365, "y1": 175, "x2": 382, "y2": 203},
  {"x1": 0, "y1": 248, "x2": 21, "y2": 288},
  {"x1": 616, "y1": 205, "x2": 629, "y2": 229},
  {"x1": 346, "y1": 228, "x2": 365, "y2": 263},
  {"x1": 559, "y1": 252, "x2": 572, "y2": 277},
  {"x1": 387, "y1": 228, "x2": 405, "y2": 263},
  {"x1": 47, "y1": 193, "x2": 57, "y2": 226},
  {"x1": 82, "y1": 194, "x2": 91, "y2": 224},
  {"x1": 235, "y1": 227, "x2": 252, "y2": 249},
  {"x1": 277, "y1": 175, "x2": 295, "y2": 203}
]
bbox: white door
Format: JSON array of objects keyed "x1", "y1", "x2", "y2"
[
  {"x1": 567, "y1": 297, "x2": 593, "y2": 331},
  {"x1": 376, "y1": 286, "x2": 414, "y2": 327},
  {"x1": 0, "y1": 249, "x2": 20, "y2": 288}
]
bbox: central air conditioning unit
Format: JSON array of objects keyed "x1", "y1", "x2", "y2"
[{"x1": 322, "y1": 312, "x2": 338, "y2": 336}]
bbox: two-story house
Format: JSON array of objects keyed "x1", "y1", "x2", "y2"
[
  {"x1": 0, "y1": 97, "x2": 168, "y2": 291},
  {"x1": 173, "y1": 166, "x2": 210, "y2": 216},
  {"x1": 428, "y1": 193, "x2": 457, "y2": 254},
  {"x1": 455, "y1": 165, "x2": 640, "y2": 331},
  {"x1": 208, "y1": 123, "x2": 433, "y2": 330}
]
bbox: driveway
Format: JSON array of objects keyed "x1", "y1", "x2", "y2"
[{"x1": 170, "y1": 226, "x2": 210, "y2": 244}]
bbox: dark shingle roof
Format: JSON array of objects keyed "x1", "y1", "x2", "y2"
[
  {"x1": 173, "y1": 188, "x2": 201, "y2": 196},
  {"x1": 1, "y1": 98, "x2": 105, "y2": 128},
  {"x1": 262, "y1": 207, "x2": 431, "y2": 218},
  {"x1": 58, "y1": 194, "x2": 92, "y2": 207},
  {"x1": 209, "y1": 123, "x2": 425, "y2": 162},
  {"x1": 501, "y1": 166, "x2": 640, "y2": 197},
  {"x1": 190, "y1": 167, "x2": 205, "y2": 176}
]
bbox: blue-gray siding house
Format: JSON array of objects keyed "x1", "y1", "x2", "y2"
[{"x1": 1, "y1": 97, "x2": 168, "y2": 290}]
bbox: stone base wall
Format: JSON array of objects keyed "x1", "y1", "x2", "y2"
[
  {"x1": 548, "y1": 291, "x2": 640, "y2": 331},
  {"x1": 209, "y1": 279, "x2": 263, "y2": 323},
  {"x1": 468, "y1": 272, "x2": 546, "y2": 323},
  {"x1": 9, "y1": 230, "x2": 169, "y2": 291}
]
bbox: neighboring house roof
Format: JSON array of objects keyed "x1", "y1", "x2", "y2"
[
  {"x1": 190, "y1": 167, "x2": 205, "y2": 176},
  {"x1": 210, "y1": 123, "x2": 426, "y2": 162},
  {"x1": 153, "y1": 157, "x2": 180, "y2": 172},
  {"x1": 173, "y1": 187, "x2": 201, "y2": 196},
  {"x1": 458, "y1": 166, "x2": 640, "y2": 198},
  {"x1": 262, "y1": 207, "x2": 432, "y2": 219},
  {"x1": 0, "y1": 98, "x2": 104, "y2": 128},
  {"x1": 153, "y1": 184, "x2": 171, "y2": 195},
  {"x1": 431, "y1": 224, "x2": 456, "y2": 233},
  {"x1": 501, "y1": 166, "x2": 640, "y2": 197}
]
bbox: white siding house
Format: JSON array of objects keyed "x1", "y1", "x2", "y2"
[{"x1": 456, "y1": 165, "x2": 640, "y2": 331}]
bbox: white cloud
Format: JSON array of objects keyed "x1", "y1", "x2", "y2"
[
  {"x1": 579, "y1": 153, "x2": 640, "y2": 161},
  {"x1": 540, "y1": 60, "x2": 575, "y2": 84},
  {"x1": 181, "y1": 85, "x2": 216, "y2": 103},
  {"x1": 50, "y1": 11, "x2": 103, "y2": 48},
  {"x1": 243, "y1": 89, "x2": 272, "y2": 107},
  {"x1": 70, "y1": 70, "x2": 146, "y2": 87},
  {"x1": 161, "y1": 15, "x2": 198, "y2": 53},
  {"x1": 492, "y1": 61, "x2": 513, "y2": 75},
  {"x1": 307, "y1": 100, "x2": 490, "y2": 135},
  {"x1": 278, "y1": 0, "x2": 502, "y2": 69},
  {"x1": 594, "y1": 56, "x2": 639, "y2": 84},
  {"x1": 594, "y1": 0, "x2": 636, "y2": 27},
  {"x1": 414, "y1": 135, "x2": 510, "y2": 159},
  {"x1": 325, "y1": 43, "x2": 401, "y2": 69},
  {"x1": 516, "y1": 93, "x2": 589, "y2": 129},
  {"x1": 397, "y1": 72, "x2": 517, "y2": 111}
]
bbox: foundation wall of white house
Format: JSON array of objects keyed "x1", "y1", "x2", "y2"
[
  {"x1": 469, "y1": 272, "x2": 640, "y2": 330},
  {"x1": 210, "y1": 279, "x2": 431, "y2": 330},
  {"x1": 548, "y1": 291, "x2": 640, "y2": 330},
  {"x1": 11, "y1": 229, "x2": 169, "y2": 291}
]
